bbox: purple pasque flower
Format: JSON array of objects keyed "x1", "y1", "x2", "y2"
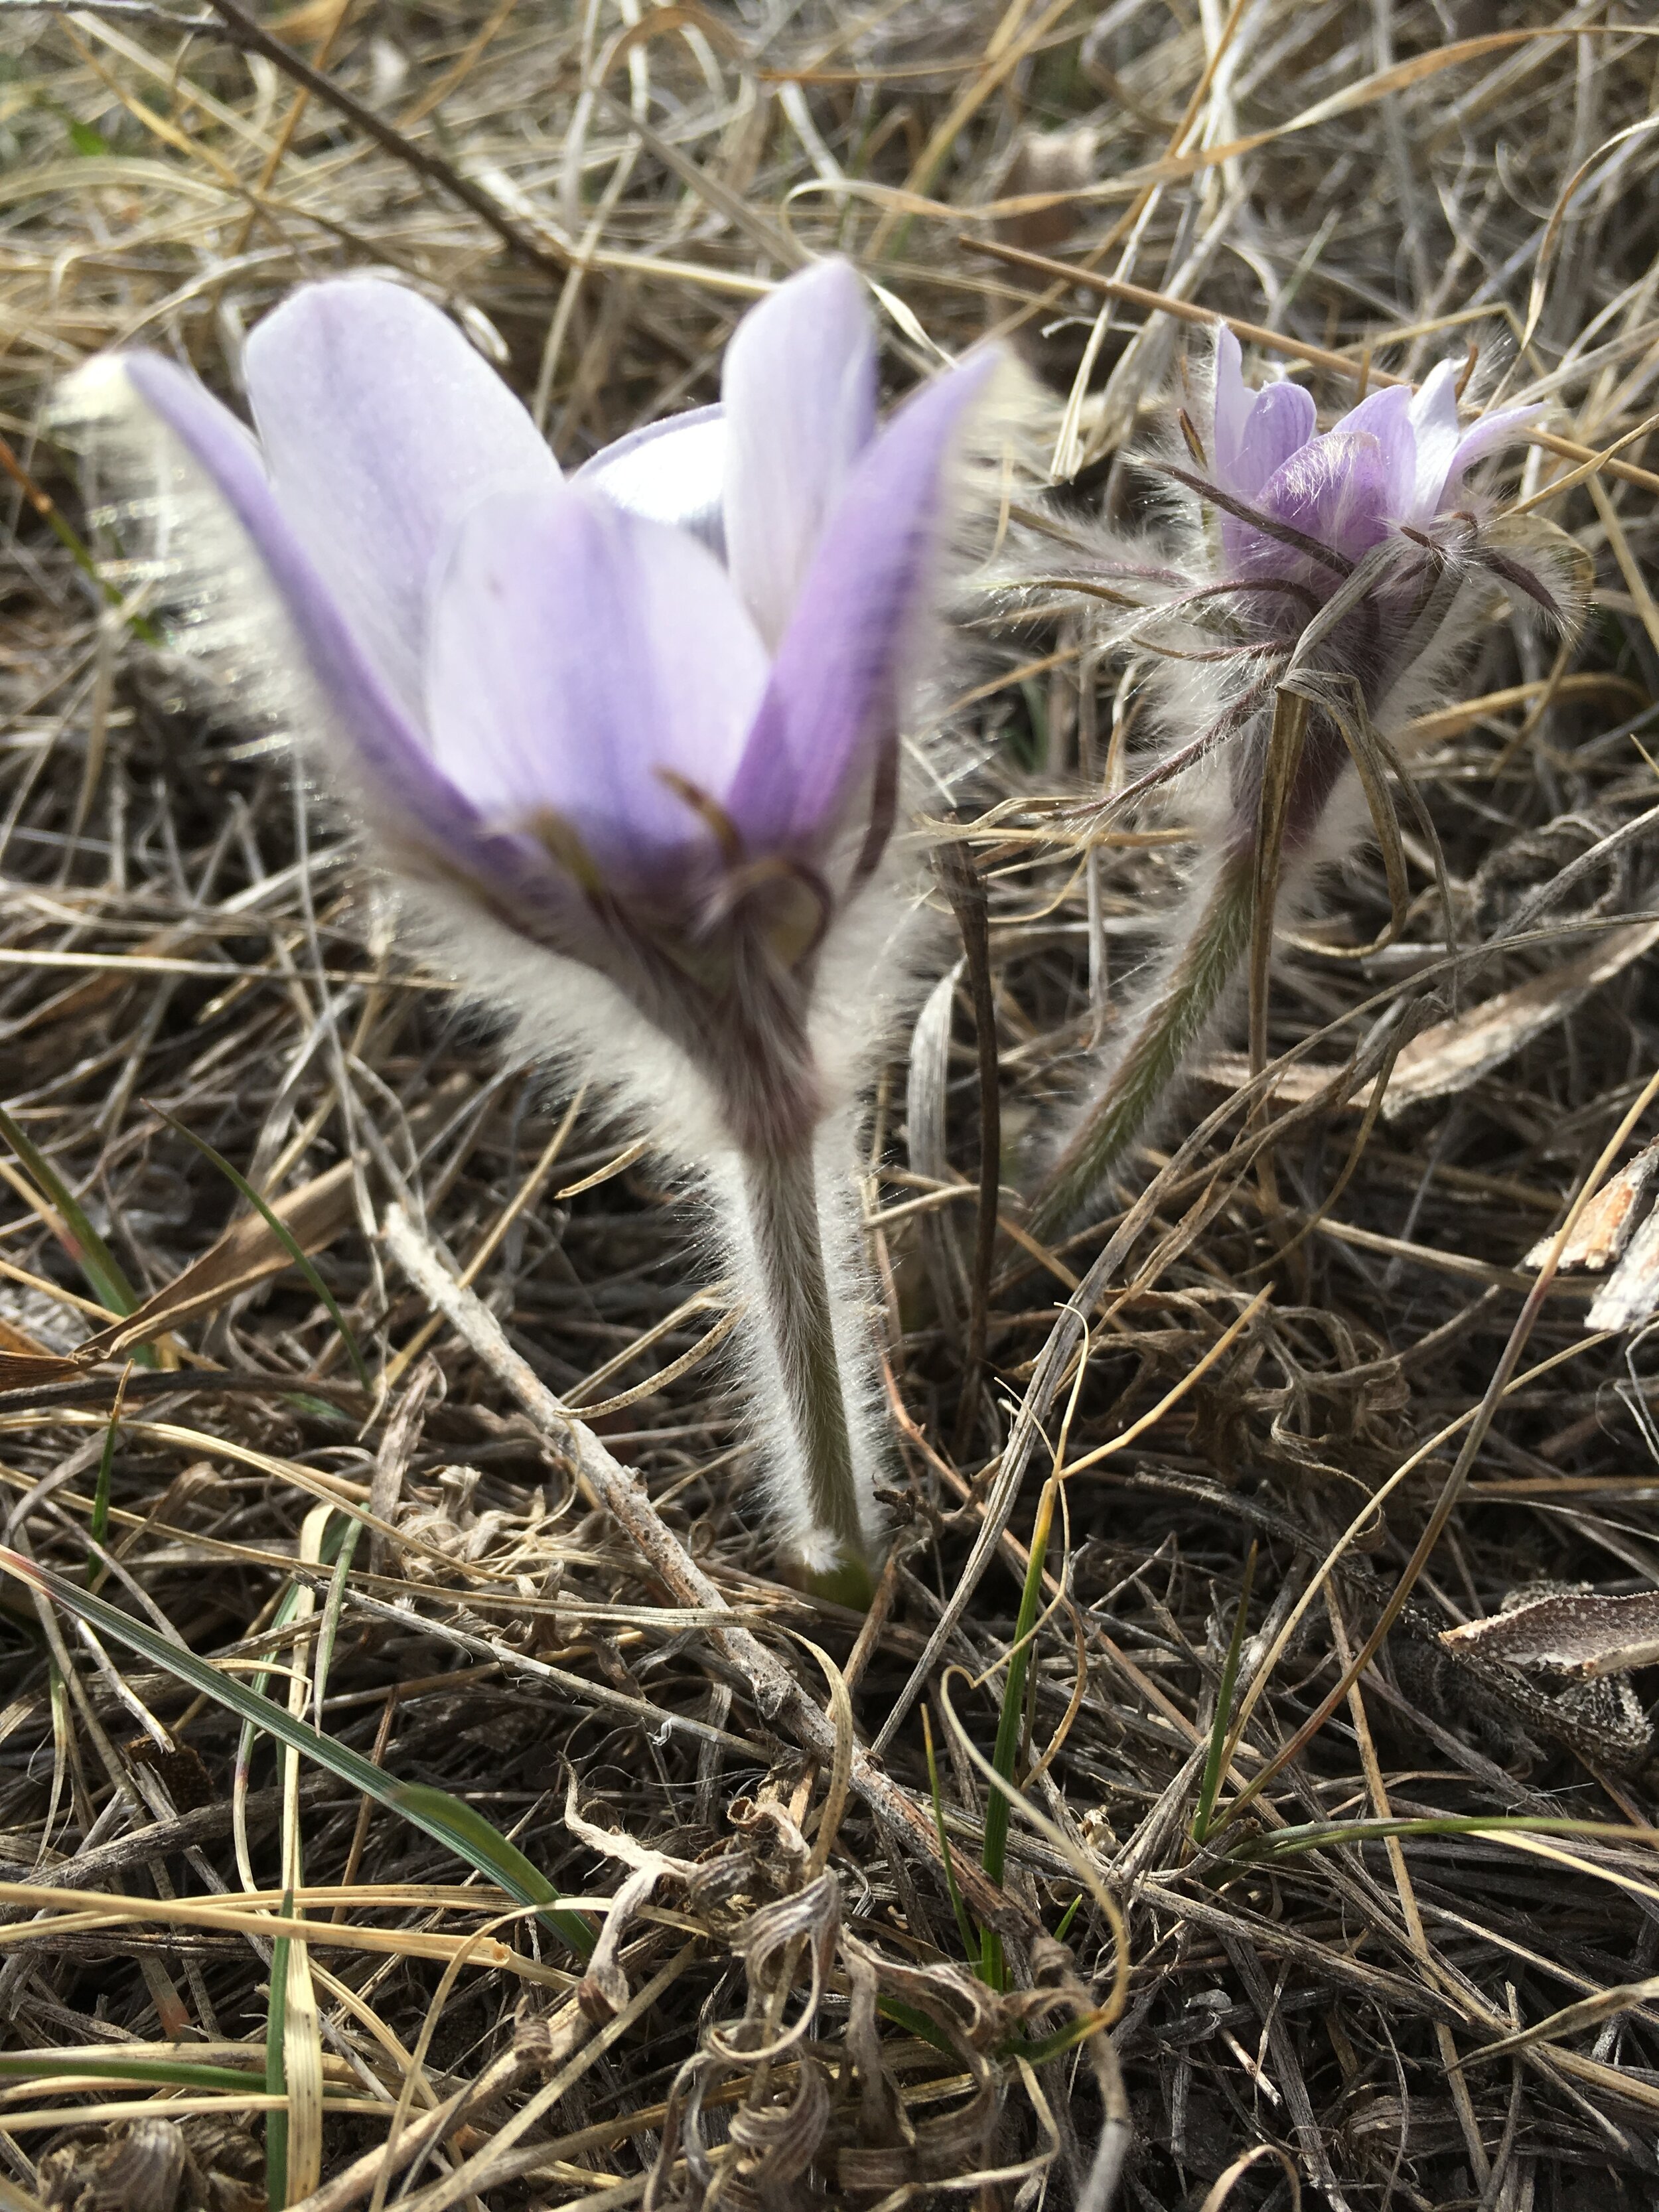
[
  {"x1": 65, "y1": 261, "x2": 994, "y2": 1156},
  {"x1": 1118, "y1": 321, "x2": 1579, "y2": 861},
  {"x1": 1206, "y1": 325, "x2": 1541, "y2": 580},
  {"x1": 1195, "y1": 331, "x2": 1571, "y2": 836},
  {"x1": 64, "y1": 261, "x2": 998, "y2": 1590},
  {"x1": 1022, "y1": 323, "x2": 1582, "y2": 1239}
]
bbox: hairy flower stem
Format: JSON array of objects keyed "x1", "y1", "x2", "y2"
[
  {"x1": 1025, "y1": 853, "x2": 1256, "y2": 1244},
  {"x1": 737, "y1": 1142, "x2": 877, "y2": 1605}
]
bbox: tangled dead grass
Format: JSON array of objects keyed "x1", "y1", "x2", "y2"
[{"x1": 3, "y1": 0, "x2": 1659, "y2": 2205}]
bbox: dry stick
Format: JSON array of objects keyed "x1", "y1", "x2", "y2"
[
  {"x1": 968, "y1": 238, "x2": 1659, "y2": 500},
  {"x1": 382, "y1": 1091, "x2": 587, "y2": 1394},
  {"x1": 939, "y1": 841, "x2": 1001, "y2": 1463},
  {"x1": 196, "y1": 0, "x2": 570, "y2": 279},
  {"x1": 379, "y1": 1208, "x2": 1027, "y2": 1933}
]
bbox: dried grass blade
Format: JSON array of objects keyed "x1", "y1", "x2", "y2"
[{"x1": 266, "y1": 1889, "x2": 291, "y2": 2212}]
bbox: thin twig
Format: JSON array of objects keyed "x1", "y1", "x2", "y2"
[{"x1": 195, "y1": 0, "x2": 571, "y2": 277}]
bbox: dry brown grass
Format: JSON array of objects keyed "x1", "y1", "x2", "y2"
[{"x1": 3, "y1": 1, "x2": 1659, "y2": 2205}]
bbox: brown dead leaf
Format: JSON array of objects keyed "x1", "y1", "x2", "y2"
[
  {"x1": 97, "y1": 1160, "x2": 356, "y2": 1357},
  {"x1": 1198, "y1": 1052, "x2": 1378, "y2": 1110},
  {"x1": 1441, "y1": 1587, "x2": 1659, "y2": 1679},
  {"x1": 1587, "y1": 1203, "x2": 1659, "y2": 1331},
  {"x1": 0, "y1": 1349, "x2": 94, "y2": 1391},
  {"x1": 1382, "y1": 918, "x2": 1659, "y2": 1117},
  {"x1": 1526, "y1": 1136, "x2": 1659, "y2": 1273},
  {"x1": 0, "y1": 1312, "x2": 59, "y2": 1361},
  {"x1": 0, "y1": 1161, "x2": 357, "y2": 1391}
]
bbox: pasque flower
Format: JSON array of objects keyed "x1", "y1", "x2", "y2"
[
  {"x1": 62, "y1": 262, "x2": 997, "y2": 1592},
  {"x1": 1024, "y1": 325, "x2": 1583, "y2": 1239},
  {"x1": 1206, "y1": 328, "x2": 1541, "y2": 574}
]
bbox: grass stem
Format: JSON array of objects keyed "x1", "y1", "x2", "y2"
[{"x1": 979, "y1": 1472, "x2": 1058, "y2": 1988}]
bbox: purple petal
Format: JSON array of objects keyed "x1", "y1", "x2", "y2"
[
  {"x1": 1406, "y1": 360, "x2": 1463, "y2": 518},
  {"x1": 1234, "y1": 382, "x2": 1317, "y2": 500},
  {"x1": 246, "y1": 279, "x2": 559, "y2": 721},
  {"x1": 93, "y1": 350, "x2": 586, "y2": 936},
  {"x1": 725, "y1": 350, "x2": 997, "y2": 853},
  {"x1": 722, "y1": 259, "x2": 879, "y2": 650},
  {"x1": 1210, "y1": 326, "x2": 1314, "y2": 501},
  {"x1": 1443, "y1": 402, "x2": 1544, "y2": 496},
  {"x1": 1209, "y1": 325, "x2": 1250, "y2": 488},
  {"x1": 575, "y1": 405, "x2": 727, "y2": 558},
  {"x1": 425, "y1": 486, "x2": 768, "y2": 869},
  {"x1": 1246, "y1": 431, "x2": 1393, "y2": 569},
  {"x1": 1327, "y1": 385, "x2": 1415, "y2": 518}
]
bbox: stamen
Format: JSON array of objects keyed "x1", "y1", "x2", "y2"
[
  {"x1": 655, "y1": 767, "x2": 745, "y2": 863},
  {"x1": 526, "y1": 808, "x2": 605, "y2": 897},
  {"x1": 719, "y1": 855, "x2": 832, "y2": 968}
]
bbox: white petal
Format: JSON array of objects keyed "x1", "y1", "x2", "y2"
[
  {"x1": 1209, "y1": 324, "x2": 1250, "y2": 490},
  {"x1": 425, "y1": 487, "x2": 768, "y2": 869},
  {"x1": 576, "y1": 406, "x2": 727, "y2": 557},
  {"x1": 1407, "y1": 360, "x2": 1463, "y2": 518},
  {"x1": 722, "y1": 260, "x2": 878, "y2": 649},
  {"x1": 246, "y1": 278, "x2": 559, "y2": 721}
]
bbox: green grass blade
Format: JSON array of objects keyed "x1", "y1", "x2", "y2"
[
  {"x1": 87, "y1": 1390, "x2": 121, "y2": 1581},
  {"x1": 0, "y1": 1542, "x2": 593, "y2": 1957},
  {"x1": 148, "y1": 1108, "x2": 370, "y2": 1391},
  {"x1": 1007, "y1": 2009, "x2": 1114, "y2": 2065},
  {"x1": 311, "y1": 1512, "x2": 361, "y2": 1731},
  {"x1": 0, "y1": 1102, "x2": 143, "y2": 1323},
  {"x1": 0, "y1": 2054, "x2": 265, "y2": 2092},
  {"x1": 235, "y1": 1515, "x2": 352, "y2": 1805},
  {"x1": 1191, "y1": 1540, "x2": 1258, "y2": 1846},
  {"x1": 265, "y1": 1894, "x2": 289, "y2": 2212},
  {"x1": 874, "y1": 1996, "x2": 956, "y2": 2056},
  {"x1": 922, "y1": 1705, "x2": 978, "y2": 1970}
]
